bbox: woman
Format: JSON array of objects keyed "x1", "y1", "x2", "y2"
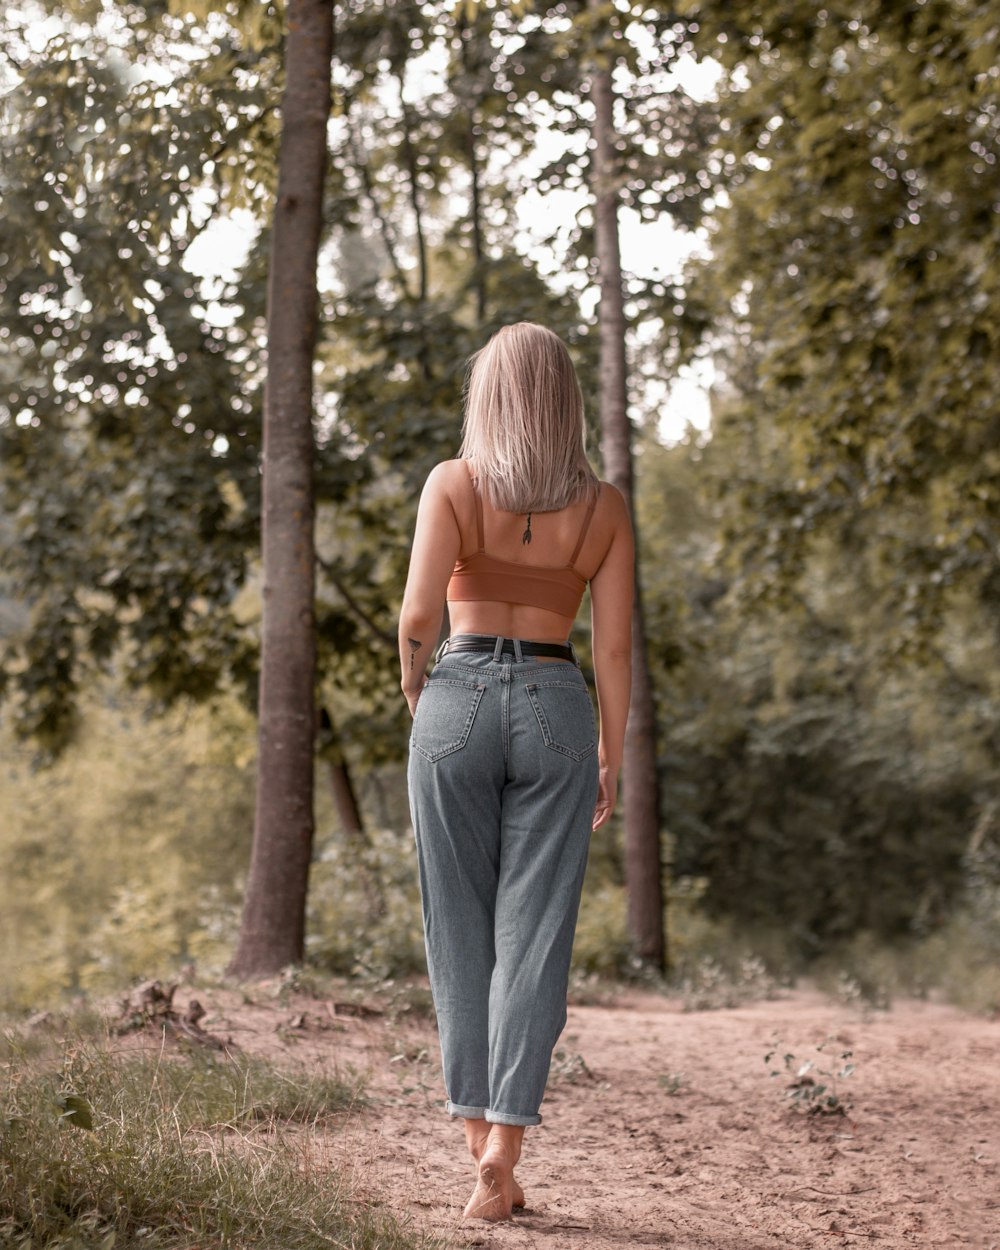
[{"x1": 398, "y1": 321, "x2": 633, "y2": 1222}]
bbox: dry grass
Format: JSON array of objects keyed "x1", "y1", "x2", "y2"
[{"x1": 0, "y1": 1022, "x2": 446, "y2": 1250}]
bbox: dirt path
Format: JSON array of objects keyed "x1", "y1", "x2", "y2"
[{"x1": 191, "y1": 980, "x2": 998, "y2": 1249}]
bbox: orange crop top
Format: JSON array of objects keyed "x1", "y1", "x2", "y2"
[{"x1": 447, "y1": 476, "x2": 599, "y2": 618}]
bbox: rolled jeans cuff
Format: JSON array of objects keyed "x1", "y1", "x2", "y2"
[
  {"x1": 445, "y1": 1100, "x2": 542, "y2": 1126},
  {"x1": 446, "y1": 1100, "x2": 487, "y2": 1119},
  {"x1": 485, "y1": 1109, "x2": 542, "y2": 1126}
]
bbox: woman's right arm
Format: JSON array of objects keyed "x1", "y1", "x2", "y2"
[
  {"x1": 588, "y1": 484, "x2": 634, "y2": 830},
  {"x1": 398, "y1": 463, "x2": 462, "y2": 716}
]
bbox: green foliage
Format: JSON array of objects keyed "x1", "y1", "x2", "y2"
[
  {"x1": 913, "y1": 917, "x2": 1000, "y2": 1017},
  {"x1": 306, "y1": 825, "x2": 427, "y2": 981},
  {"x1": 764, "y1": 1035, "x2": 855, "y2": 1117},
  {"x1": 548, "y1": 1047, "x2": 595, "y2": 1087},
  {"x1": 640, "y1": 428, "x2": 1000, "y2": 959},
  {"x1": 0, "y1": 1043, "x2": 435, "y2": 1250},
  {"x1": 0, "y1": 681, "x2": 256, "y2": 1010},
  {"x1": 0, "y1": 0, "x2": 714, "y2": 769},
  {"x1": 4, "y1": 0, "x2": 999, "y2": 1010},
  {"x1": 571, "y1": 880, "x2": 633, "y2": 977},
  {"x1": 568, "y1": 809, "x2": 631, "y2": 976},
  {"x1": 674, "y1": 685, "x2": 974, "y2": 947},
  {"x1": 899, "y1": 813, "x2": 1000, "y2": 1015},
  {"x1": 0, "y1": 8, "x2": 277, "y2": 752},
  {"x1": 630, "y1": 5, "x2": 1000, "y2": 967},
  {"x1": 678, "y1": 1, "x2": 1000, "y2": 632}
]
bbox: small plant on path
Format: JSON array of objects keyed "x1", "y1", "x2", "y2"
[
  {"x1": 657, "y1": 1071, "x2": 687, "y2": 1095},
  {"x1": 550, "y1": 1048, "x2": 595, "y2": 1085},
  {"x1": 764, "y1": 1033, "x2": 855, "y2": 1116}
]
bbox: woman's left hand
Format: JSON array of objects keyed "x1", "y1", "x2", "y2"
[{"x1": 592, "y1": 765, "x2": 618, "y2": 830}]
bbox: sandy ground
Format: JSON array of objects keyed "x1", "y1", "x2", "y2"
[{"x1": 178, "y1": 979, "x2": 998, "y2": 1249}]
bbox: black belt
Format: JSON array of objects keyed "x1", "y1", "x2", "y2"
[{"x1": 441, "y1": 633, "x2": 576, "y2": 663}]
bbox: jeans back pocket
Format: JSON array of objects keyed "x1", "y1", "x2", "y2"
[
  {"x1": 525, "y1": 681, "x2": 597, "y2": 761},
  {"x1": 410, "y1": 679, "x2": 487, "y2": 762}
]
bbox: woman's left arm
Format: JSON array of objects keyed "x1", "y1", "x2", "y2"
[{"x1": 398, "y1": 463, "x2": 462, "y2": 716}]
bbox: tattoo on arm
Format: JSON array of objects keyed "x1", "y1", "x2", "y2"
[{"x1": 408, "y1": 637, "x2": 422, "y2": 671}]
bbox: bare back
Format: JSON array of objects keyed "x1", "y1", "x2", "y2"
[
  {"x1": 399, "y1": 454, "x2": 634, "y2": 824},
  {"x1": 445, "y1": 460, "x2": 619, "y2": 642}
]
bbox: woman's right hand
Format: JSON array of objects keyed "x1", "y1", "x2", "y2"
[
  {"x1": 593, "y1": 765, "x2": 618, "y2": 830},
  {"x1": 403, "y1": 676, "x2": 427, "y2": 718}
]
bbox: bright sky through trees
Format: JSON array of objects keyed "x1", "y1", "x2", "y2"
[{"x1": 10, "y1": 3, "x2": 719, "y2": 444}]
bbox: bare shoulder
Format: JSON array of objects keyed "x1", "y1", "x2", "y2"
[
  {"x1": 596, "y1": 481, "x2": 631, "y2": 525},
  {"x1": 421, "y1": 458, "x2": 470, "y2": 500},
  {"x1": 580, "y1": 481, "x2": 633, "y2": 582}
]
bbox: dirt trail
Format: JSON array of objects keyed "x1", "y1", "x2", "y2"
[{"x1": 188, "y1": 981, "x2": 998, "y2": 1249}]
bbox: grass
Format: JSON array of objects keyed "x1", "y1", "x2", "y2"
[
  {"x1": 0, "y1": 1034, "x2": 443, "y2": 1250},
  {"x1": 0, "y1": 1006, "x2": 110, "y2": 1064}
]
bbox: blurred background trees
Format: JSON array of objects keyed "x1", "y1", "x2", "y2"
[{"x1": 1, "y1": 0, "x2": 998, "y2": 1012}]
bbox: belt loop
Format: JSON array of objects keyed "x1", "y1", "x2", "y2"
[
  {"x1": 569, "y1": 639, "x2": 580, "y2": 668},
  {"x1": 512, "y1": 637, "x2": 523, "y2": 663},
  {"x1": 436, "y1": 637, "x2": 451, "y2": 662},
  {"x1": 491, "y1": 635, "x2": 505, "y2": 663}
]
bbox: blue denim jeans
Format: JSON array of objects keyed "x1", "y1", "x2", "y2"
[{"x1": 407, "y1": 637, "x2": 599, "y2": 1126}]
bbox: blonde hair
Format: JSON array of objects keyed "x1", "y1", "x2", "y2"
[{"x1": 458, "y1": 322, "x2": 599, "y2": 513}]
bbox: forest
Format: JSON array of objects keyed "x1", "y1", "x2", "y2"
[
  {"x1": 1, "y1": 0, "x2": 999, "y2": 1014},
  {"x1": 2, "y1": 4, "x2": 999, "y2": 1246}
]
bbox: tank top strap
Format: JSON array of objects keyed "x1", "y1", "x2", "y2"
[
  {"x1": 567, "y1": 486, "x2": 599, "y2": 569},
  {"x1": 468, "y1": 468, "x2": 485, "y2": 553}
]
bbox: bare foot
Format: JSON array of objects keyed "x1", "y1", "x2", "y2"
[
  {"x1": 471, "y1": 1154, "x2": 525, "y2": 1209},
  {"x1": 465, "y1": 1120, "x2": 525, "y2": 1209},
  {"x1": 463, "y1": 1144, "x2": 516, "y2": 1222}
]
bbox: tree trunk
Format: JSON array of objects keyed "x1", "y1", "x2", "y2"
[
  {"x1": 396, "y1": 79, "x2": 428, "y2": 306},
  {"x1": 318, "y1": 704, "x2": 385, "y2": 921},
  {"x1": 457, "y1": 10, "x2": 486, "y2": 325},
  {"x1": 466, "y1": 107, "x2": 485, "y2": 325},
  {"x1": 317, "y1": 705, "x2": 366, "y2": 841},
  {"x1": 589, "y1": 51, "x2": 667, "y2": 972},
  {"x1": 326, "y1": 754, "x2": 365, "y2": 840},
  {"x1": 227, "y1": 0, "x2": 334, "y2": 978}
]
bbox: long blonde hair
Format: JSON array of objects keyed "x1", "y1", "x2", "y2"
[{"x1": 458, "y1": 322, "x2": 599, "y2": 512}]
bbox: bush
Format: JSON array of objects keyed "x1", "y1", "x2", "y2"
[{"x1": 306, "y1": 825, "x2": 426, "y2": 980}]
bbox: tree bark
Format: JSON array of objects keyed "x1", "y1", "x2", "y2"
[
  {"x1": 457, "y1": 10, "x2": 486, "y2": 325},
  {"x1": 396, "y1": 76, "x2": 428, "y2": 305},
  {"x1": 317, "y1": 703, "x2": 386, "y2": 920},
  {"x1": 466, "y1": 107, "x2": 485, "y2": 325},
  {"x1": 589, "y1": 51, "x2": 667, "y2": 971},
  {"x1": 227, "y1": 0, "x2": 334, "y2": 978},
  {"x1": 325, "y1": 750, "x2": 366, "y2": 841},
  {"x1": 318, "y1": 705, "x2": 367, "y2": 841}
]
